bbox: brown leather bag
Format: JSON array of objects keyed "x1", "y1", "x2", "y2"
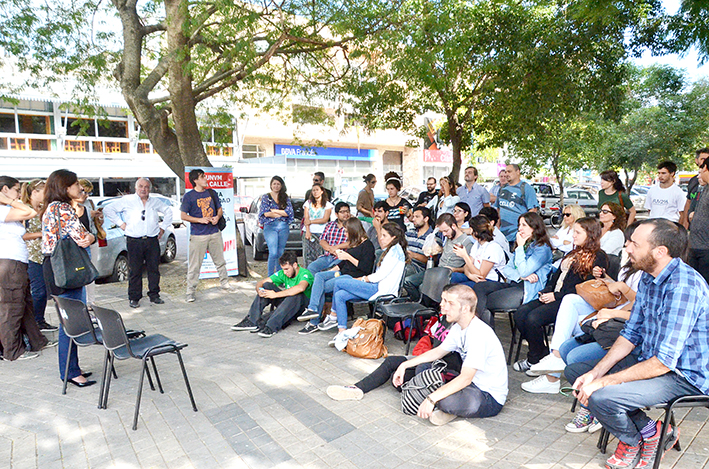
[
  {"x1": 345, "y1": 318, "x2": 388, "y2": 359},
  {"x1": 575, "y1": 279, "x2": 626, "y2": 310}
]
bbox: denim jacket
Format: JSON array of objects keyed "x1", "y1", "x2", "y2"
[{"x1": 502, "y1": 241, "x2": 553, "y2": 304}]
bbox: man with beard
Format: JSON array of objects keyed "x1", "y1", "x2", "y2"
[
  {"x1": 405, "y1": 206, "x2": 433, "y2": 276},
  {"x1": 566, "y1": 219, "x2": 709, "y2": 469},
  {"x1": 416, "y1": 177, "x2": 438, "y2": 208}
]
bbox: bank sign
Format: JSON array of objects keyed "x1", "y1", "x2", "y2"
[{"x1": 275, "y1": 144, "x2": 375, "y2": 161}]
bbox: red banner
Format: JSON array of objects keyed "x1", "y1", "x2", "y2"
[{"x1": 423, "y1": 149, "x2": 453, "y2": 164}]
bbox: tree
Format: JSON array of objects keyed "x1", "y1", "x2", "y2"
[{"x1": 0, "y1": 0, "x2": 397, "y2": 176}]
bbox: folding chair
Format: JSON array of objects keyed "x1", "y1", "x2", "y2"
[
  {"x1": 91, "y1": 305, "x2": 198, "y2": 430},
  {"x1": 376, "y1": 267, "x2": 451, "y2": 354}
]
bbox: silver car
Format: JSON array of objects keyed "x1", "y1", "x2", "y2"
[
  {"x1": 93, "y1": 198, "x2": 177, "y2": 282},
  {"x1": 242, "y1": 196, "x2": 304, "y2": 260}
]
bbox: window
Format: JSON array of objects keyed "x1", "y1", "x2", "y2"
[
  {"x1": 97, "y1": 120, "x2": 128, "y2": 138},
  {"x1": 66, "y1": 118, "x2": 96, "y2": 136},
  {"x1": 18, "y1": 115, "x2": 50, "y2": 134},
  {"x1": 241, "y1": 144, "x2": 265, "y2": 159},
  {"x1": 0, "y1": 114, "x2": 16, "y2": 133}
]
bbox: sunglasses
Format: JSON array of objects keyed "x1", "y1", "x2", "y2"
[
  {"x1": 141, "y1": 209, "x2": 146, "y2": 221},
  {"x1": 600, "y1": 209, "x2": 612, "y2": 214},
  {"x1": 562, "y1": 213, "x2": 573, "y2": 217}
]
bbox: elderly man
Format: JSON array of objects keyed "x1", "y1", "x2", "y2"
[
  {"x1": 567, "y1": 219, "x2": 709, "y2": 469},
  {"x1": 103, "y1": 178, "x2": 172, "y2": 308}
]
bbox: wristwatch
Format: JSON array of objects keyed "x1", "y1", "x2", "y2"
[{"x1": 425, "y1": 396, "x2": 436, "y2": 406}]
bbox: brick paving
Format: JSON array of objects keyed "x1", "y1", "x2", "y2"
[{"x1": 2, "y1": 279, "x2": 708, "y2": 468}]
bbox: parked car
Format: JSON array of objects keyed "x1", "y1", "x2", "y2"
[
  {"x1": 629, "y1": 185, "x2": 650, "y2": 213},
  {"x1": 92, "y1": 199, "x2": 177, "y2": 282},
  {"x1": 233, "y1": 195, "x2": 254, "y2": 219},
  {"x1": 96, "y1": 193, "x2": 183, "y2": 228},
  {"x1": 242, "y1": 196, "x2": 304, "y2": 260},
  {"x1": 532, "y1": 183, "x2": 598, "y2": 219}
]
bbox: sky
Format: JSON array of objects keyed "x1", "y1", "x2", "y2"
[{"x1": 632, "y1": 0, "x2": 709, "y2": 82}]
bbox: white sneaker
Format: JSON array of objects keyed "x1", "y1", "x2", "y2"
[
  {"x1": 326, "y1": 385, "x2": 363, "y2": 401},
  {"x1": 429, "y1": 410, "x2": 458, "y2": 426},
  {"x1": 529, "y1": 353, "x2": 567, "y2": 375},
  {"x1": 521, "y1": 376, "x2": 561, "y2": 394}
]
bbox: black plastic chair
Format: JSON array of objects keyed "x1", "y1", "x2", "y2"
[
  {"x1": 486, "y1": 287, "x2": 524, "y2": 365},
  {"x1": 376, "y1": 267, "x2": 451, "y2": 354},
  {"x1": 607, "y1": 254, "x2": 621, "y2": 281},
  {"x1": 91, "y1": 305, "x2": 198, "y2": 430},
  {"x1": 596, "y1": 394, "x2": 709, "y2": 468}
]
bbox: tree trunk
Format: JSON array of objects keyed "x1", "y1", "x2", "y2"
[
  {"x1": 623, "y1": 168, "x2": 638, "y2": 191},
  {"x1": 551, "y1": 155, "x2": 565, "y2": 207},
  {"x1": 447, "y1": 113, "x2": 462, "y2": 183}
]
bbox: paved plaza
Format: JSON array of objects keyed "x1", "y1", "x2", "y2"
[{"x1": 2, "y1": 278, "x2": 708, "y2": 469}]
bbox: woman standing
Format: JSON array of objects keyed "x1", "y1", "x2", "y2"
[
  {"x1": 599, "y1": 202, "x2": 626, "y2": 256},
  {"x1": 298, "y1": 218, "x2": 375, "y2": 334},
  {"x1": 550, "y1": 204, "x2": 584, "y2": 256},
  {"x1": 436, "y1": 176, "x2": 460, "y2": 216},
  {"x1": 512, "y1": 217, "x2": 608, "y2": 390},
  {"x1": 329, "y1": 222, "x2": 407, "y2": 335},
  {"x1": 302, "y1": 183, "x2": 333, "y2": 268},
  {"x1": 21, "y1": 179, "x2": 56, "y2": 331},
  {"x1": 383, "y1": 173, "x2": 411, "y2": 232},
  {"x1": 259, "y1": 176, "x2": 294, "y2": 276},
  {"x1": 0, "y1": 176, "x2": 49, "y2": 361},
  {"x1": 42, "y1": 169, "x2": 96, "y2": 387},
  {"x1": 356, "y1": 174, "x2": 377, "y2": 223},
  {"x1": 598, "y1": 170, "x2": 635, "y2": 226}
]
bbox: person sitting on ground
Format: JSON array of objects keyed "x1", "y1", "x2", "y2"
[
  {"x1": 468, "y1": 212, "x2": 553, "y2": 322},
  {"x1": 479, "y1": 206, "x2": 511, "y2": 261},
  {"x1": 403, "y1": 213, "x2": 473, "y2": 301},
  {"x1": 296, "y1": 218, "x2": 375, "y2": 334},
  {"x1": 326, "y1": 284, "x2": 508, "y2": 426},
  {"x1": 306, "y1": 202, "x2": 350, "y2": 274},
  {"x1": 405, "y1": 206, "x2": 433, "y2": 277},
  {"x1": 599, "y1": 202, "x2": 626, "y2": 257},
  {"x1": 568, "y1": 219, "x2": 709, "y2": 469},
  {"x1": 522, "y1": 222, "x2": 642, "y2": 395},
  {"x1": 450, "y1": 215, "x2": 507, "y2": 287},
  {"x1": 326, "y1": 222, "x2": 407, "y2": 337},
  {"x1": 367, "y1": 200, "x2": 389, "y2": 251},
  {"x1": 512, "y1": 217, "x2": 609, "y2": 376},
  {"x1": 551, "y1": 204, "x2": 585, "y2": 258},
  {"x1": 231, "y1": 251, "x2": 313, "y2": 338}
]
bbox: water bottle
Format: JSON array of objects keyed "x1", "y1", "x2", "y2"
[{"x1": 426, "y1": 256, "x2": 434, "y2": 269}]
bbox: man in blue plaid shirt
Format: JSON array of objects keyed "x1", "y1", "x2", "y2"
[{"x1": 567, "y1": 219, "x2": 709, "y2": 469}]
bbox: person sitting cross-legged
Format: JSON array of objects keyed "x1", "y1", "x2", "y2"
[
  {"x1": 326, "y1": 284, "x2": 508, "y2": 426},
  {"x1": 296, "y1": 218, "x2": 375, "y2": 334},
  {"x1": 568, "y1": 219, "x2": 709, "y2": 469},
  {"x1": 231, "y1": 251, "x2": 313, "y2": 338}
]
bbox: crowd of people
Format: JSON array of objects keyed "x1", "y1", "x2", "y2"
[{"x1": 2, "y1": 153, "x2": 709, "y2": 469}]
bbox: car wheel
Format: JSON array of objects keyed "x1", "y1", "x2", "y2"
[
  {"x1": 110, "y1": 253, "x2": 129, "y2": 283},
  {"x1": 161, "y1": 235, "x2": 177, "y2": 263},
  {"x1": 550, "y1": 212, "x2": 563, "y2": 229},
  {"x1": 252, "y1": 235, "x2": 266, "y2": 261}
]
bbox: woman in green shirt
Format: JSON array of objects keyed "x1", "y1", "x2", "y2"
[{"x1": 598, "y1": 170, "x2": 635, "y2": 226}]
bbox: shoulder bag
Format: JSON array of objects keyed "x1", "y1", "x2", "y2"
[
  {"x1": 400, "y1": 359, "x2": 448, "y2": 415},
  {"x1": 208, "y1": 189, "x2": 227, "y2": 231},
  {"x1": 575, "y1": 279, "x2": 626, "y2": 311},
  {"x1": 345, "y1": 318, "x2": 388, "y2": 359},
  {"x1": 50, "y1": 204, "x2": 99, "y2": 289}
]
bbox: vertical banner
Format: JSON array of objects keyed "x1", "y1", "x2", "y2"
[{"x1": 184, "y1": 166, "x2": 239, "y2": 278}]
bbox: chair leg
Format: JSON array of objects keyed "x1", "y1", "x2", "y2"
[
  {"x1": 597, "y1": 427, "x2": 611, "y2": 454},
  {"x1": 150, "y1": 356, "x2": 164, "y2": 394},
  {"x1": 506, "y1": 312, "x2": 516, "y2": 365},
  {"x1": 176, "y1": 350, "x2": 198, "y2": 412},
  {"x1": 669, "y1": 411, "x2": 680, "y2": 452},
  {"x1": 145, "y1": 363, "x2": 156, "y2": 391},
  {"x1": 62, "y1": 340, "x2": 73, "y2": 395},
  {"x1": 571, "y1": 398, "x2": 577, "y2": 413},
  {"x1": 132, "y1": 359, "x2": 148, "y2": 431},
  {"x1": 98, "y1": 349, "x2": 110, "y2": 409},
  {"x1": 102, "y1": 354, "x2": 115, "y2": 410}
]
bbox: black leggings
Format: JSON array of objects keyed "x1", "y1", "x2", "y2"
[
  {"x1": 354, "y1": 353, "x2": 463, "y2": 393},
  {"x1": 514, "y1": 298, "x2": 561, "y2": 364}
]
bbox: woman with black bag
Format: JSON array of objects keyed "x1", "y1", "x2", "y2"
[{"x1": 41, "y1": 169, "x2": 96, "y2": 387}]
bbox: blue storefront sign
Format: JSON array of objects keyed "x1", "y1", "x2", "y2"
[{"x1": 275, "y1": 144, "x2": 375, "y2": 161}]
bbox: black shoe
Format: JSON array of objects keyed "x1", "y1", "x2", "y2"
[
  {"x1": 39, "y1": 321, "x2": 59, "y2": 332},
  {"x1": 67, "y1": 378, "x2": 97, "y2": 388},
  {"x1": 81, "y1": 372, "x2": 93, "y2": 378},
  {"x1": 298, "y1": 323, "x2": 319, "y2": 335},
  {"x1": 150, "y1": 297, "x2": 165, "y2": 304},
  {"x1": 129, "y1": 300, "x2": 140, "y2": 308},
  {"x1": 258, "y1": 326, "x2": 275, "y2": 338},
  {"x1": 231, "y1": 318, "x2": 259, "y2": 331}
]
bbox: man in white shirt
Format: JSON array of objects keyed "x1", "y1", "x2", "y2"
[
  {"x1": 644, "y1": 161, "x2": 686, "y2": 223},
  {"x1": 103, "y1": 178, "x2": 172, "y2": 308}
]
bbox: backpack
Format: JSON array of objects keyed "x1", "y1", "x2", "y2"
[{"x1": 345, "y1": 318, "x2": 388, "y2": 359}]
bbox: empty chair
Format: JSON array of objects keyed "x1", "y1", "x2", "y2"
[
  {"x1": 91, "y1": 305, "x2": 198, "y2": 430},
  {"x1": 377, "y1": 267, "x2": 451, "y2": 354}
]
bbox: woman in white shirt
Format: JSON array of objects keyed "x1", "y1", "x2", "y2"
[
  {"x1": 0, "y1": 176, "x2": 49, "y2": 361},
  {"x1": 302, "y1": 184, "x2": 334, "y2": 268},
  {"x1": 550, "y1": 204, "x2": 585, "y2": 255},
  {"x1": 451, "y1": 215, "x2": 506, "y2": 285},
  {"x1": 599, "y1": 202, "x2": 626, "y2": 256},
  {"x1": 330, "y1": 222, "x2": 407, "y2": 333},
  {"x1": 436, "y1": 176, "x2": 460, "y2": 216}
]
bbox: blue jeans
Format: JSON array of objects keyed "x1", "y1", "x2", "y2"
[
  {"x1": 307, "y1": 272, "x2": 351, "y2": 325},
  {"x1": 566, "y1": 355, "x2": 702, "y2": 446},
  {"x1": 28, "y1": 260, "x2": 47, "y2": 323},
  {"x1": 307, "y1": 255, "x2": 340, "y2": 275},
  {"x1": 332, "y1": 277, "x2": 379, "y2": 328},
  {"x1": 559, "y1": 337, "x2": 607, "y2": 365},
  {"x1": 58, "y1": 287, "x2": 86, "y2": 381},
  {"x1": 263, "y1": 220, "x2": 290, "y2": 276}
]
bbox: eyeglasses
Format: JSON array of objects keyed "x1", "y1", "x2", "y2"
[
  {"x1": 141, "y1": 209, "x2": 146, "y2": 221},
  {"x1": 600, "y1": 209, "x2": 612, "y2": 214},
  {"x1": 562, "y1": 213, "x2": 573, "y2": 217}
]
